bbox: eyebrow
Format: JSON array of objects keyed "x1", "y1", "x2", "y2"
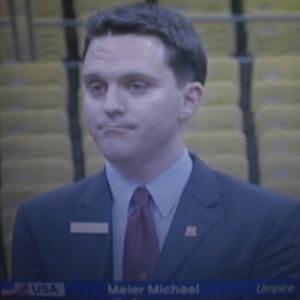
[
  {"x1": 82, "y1": 72, "x2": 159, "y2": 84},
  {"x1": 82, "y1": 73, "x2": 103, "y2": 82}
]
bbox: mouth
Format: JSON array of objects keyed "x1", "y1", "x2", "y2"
[{"x1": 97, "y1": 124, "x2": 136, "y2": 133}]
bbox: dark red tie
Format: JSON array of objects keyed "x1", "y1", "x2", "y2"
[{"x1": 123, "y1": 187, "x2": 159, "y2": 281}]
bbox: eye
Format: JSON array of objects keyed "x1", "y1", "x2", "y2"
[
  {"x1": 87, "y1": 81, "x2": 107, "y2": 97},
  {"x1": 127, "y1": 80, "x2": 149, "y2": 95}
]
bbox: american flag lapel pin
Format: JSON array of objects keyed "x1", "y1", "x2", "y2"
[{"x1": 184, "y1": 225, "x2": 198, "y2": 237}]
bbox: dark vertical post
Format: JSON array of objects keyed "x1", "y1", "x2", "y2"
[
  {"x1": 231, "y1": 0, "x2": 247, "y2": 56},
  {"x1": 0, "y1": 217, "x2": 7, "y2": 279},
  {"x1": 61, "y1": 0, "x2": 79, "y2": 62},
  {"x1": 6, "y1": 0, "x2": 21, "y2": 60},
  {"x1": 61, "y1": 0, "x2": 85, "y2": 180},
  {"x1": 231, "y1": 0, "x2": 259, "y2": 184},
  {"x1": 0, "y1": 0, "x2": 17, "y2": 279},
  {"x1": 24, "y1": 0, "x2": 37, "y2": 61},
  {"x1": 239, "y1": 58, "x2": 260, "y2": 184}
]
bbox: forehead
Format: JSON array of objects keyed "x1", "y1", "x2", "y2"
[{"x1": 83, "y1": 34, "x2": 169, "y2": 73}]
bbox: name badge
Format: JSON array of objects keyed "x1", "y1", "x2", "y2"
[{"x1": 70, "y1": 222, "x2": 109, "y2": 234}]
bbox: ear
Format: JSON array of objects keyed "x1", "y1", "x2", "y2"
[{"x1": 179, "y1": 82, "x2": 203, "y2": 121}]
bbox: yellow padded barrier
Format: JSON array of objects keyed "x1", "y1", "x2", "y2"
[
  {"x1": 191, "y1": 105, "x2": 242, "y2": 131},
  {"x1": 260, "y1": 154, "x2": 300, "y2": 184},
  {"x1": 245, "y1": 0, "x2": 300, "y2": 14},
  {"x1": 253, "y1": 56, "x2": 300, "y2": 80},
  {"x1": 0, "y1": 85, "x2": 66, "y2": 111},
  {"x1": 1, "y1": 158, "x2": 73, "y2": 185},
  {"x1": 1, "y1": 134, "x2": 71, "y2": 161},
  {"x1": 0, "y1": 62, "x2": 66, "y2": 86},
  {"x1": 183, "y1": 130, "x2": 246, "y2": 155},
  {"x1": 0, "y1": 109, "x2": 68, "y2": 136},
  {"x1": 255, "y1": 104, "x2": 300, "y2": 135},
  {"x1": 252, "y1": 80, "x2": 300, "y2": 112},
  {"x1": 259, "y1": 129, "x2": 300, "y2": 158}
]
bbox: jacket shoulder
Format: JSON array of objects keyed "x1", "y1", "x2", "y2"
[
  {"x1": 215, "y1": 170, "x2": 298, "y2": 210},
  {"x1": 22, "y1": 171, "x2": 105, "y2": 211}
]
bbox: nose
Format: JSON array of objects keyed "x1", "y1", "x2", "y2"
[{"x1": 103, "y1": 85, "x2": 126, "y2": 117}]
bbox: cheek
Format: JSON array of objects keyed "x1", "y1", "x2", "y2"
[
  {"x1": 82, "y1": 100, "x2": 97, "y2": 129},
  {"x1": 142, "y1": 100, "x2": 180, "y2": 133},
  {"x1": 156, "y1": 94, "x2": 181, "y2": 123},
  {"x1": 82, "y1": 102, "x2": 90, "y2": 123}
]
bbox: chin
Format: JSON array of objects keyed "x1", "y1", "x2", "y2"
[{"x1": 100, "y1": 146, "x2": 133, "y2": 164}]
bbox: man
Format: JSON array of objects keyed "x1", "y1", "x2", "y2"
[{"x1": 12, "y1": 1, "x2": 299, "y2": 294}]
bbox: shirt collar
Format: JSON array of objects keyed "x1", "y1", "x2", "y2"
[
  {"x1": 146, "y1": 150, "x2": 192, "y2": 218},
  {"x1": 105, "y1": 149, "x2": 192, "y2": 218},
  {"x1": 105, "y1": 162, "x2": 138, "y2": 213}
]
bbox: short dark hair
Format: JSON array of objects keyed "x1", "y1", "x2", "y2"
[{"x1": 83, "y1": 3, "x2": 207, "y2": 85}]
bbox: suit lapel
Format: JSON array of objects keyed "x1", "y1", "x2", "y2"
[
  {"x1": 155, "y1": 156, "x2": 221, "y2": 280},
  {"x1": 73, "y1": 170, "x2": 113, "y2": 280}
]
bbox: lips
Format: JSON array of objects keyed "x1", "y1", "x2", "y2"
[{"x1": 97, "y1": 123, "x2": 136, "y2": 132}]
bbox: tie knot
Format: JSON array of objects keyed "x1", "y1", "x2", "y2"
[{"x1": 132, "y1": 187, "x2": 149, "y2": 208}]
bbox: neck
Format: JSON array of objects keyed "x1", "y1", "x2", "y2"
[{"x1": 108, "y1": 143, "x2": 186, "y2": 185}]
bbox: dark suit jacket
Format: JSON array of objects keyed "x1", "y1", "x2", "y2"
[{"x1": 12, "y1": 155, "x2": 300, "y2": 286}]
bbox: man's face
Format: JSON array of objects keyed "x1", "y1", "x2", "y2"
[{"x1": 82, "y1": 34, "x2": 189, "y2": 167}]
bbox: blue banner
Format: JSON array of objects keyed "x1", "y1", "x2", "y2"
[{"x1": 1, "y1": 278, "x2": 299, "y2": 298}]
